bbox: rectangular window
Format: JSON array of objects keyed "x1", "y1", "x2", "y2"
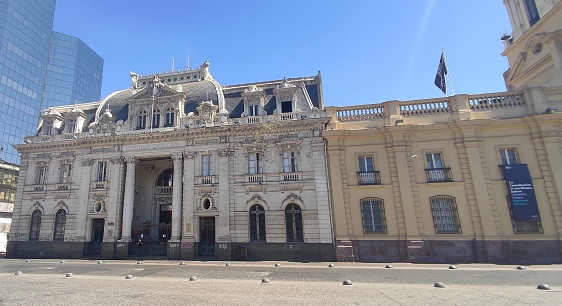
[
  {"x1": 430, "y1": 195, "x2": 462, "y2": 234},
  {"x1": 248, "y1": 104, "x2": 259, "y2": 116},
  {"x1": 357, "y1": 156, "x2": 380, "y2": 184},
  {"x1": 283, "y1": 151, "x2": 297, "y2": 173},
  {"x1": 358, "y1": 156, "x2": 374, "y2": 172},
  {"x1": 248, "y1": 152, "x2": 263, "y2": 175},
  {"x1": 426, "y1": 152, "x2": 443, "y2": 169},
  {"x1": 68, "y1": 120, "x2": 76, "y2": 133},
  {"x1": 202, "y1": 155, "x2": 213, "y2": 176},
  {"x1": 35, "y1": 166, "x2": 47, "y2": 185},
  {"x1": 500, "y1": 149, "x2": 518, "y2": 165},
  {"x1": 97, "y1": 161, "x2": 107, "y2": 181},
  {"x1": 524, "y1": 0, "x2": 540, "y2": 26},
  {"x1": 59, "y1": 163, "x2": 72, "y2": 183},
  {"x1": 44, "y1": 123, "x2": 52, "y2": 135},
  {"x1": 281, "y1": 101, "x2": 292, "y2": 113},
  {"x1": 425, "y1": 152, "x2": 453, "y2": 182},
  {"x1": 361, "y1": 198, "x2": 387, "y2": 234}
]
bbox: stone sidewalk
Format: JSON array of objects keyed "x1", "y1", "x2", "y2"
[{"x1": 1, "y1": 259, "x2": 561, "y2": 305}]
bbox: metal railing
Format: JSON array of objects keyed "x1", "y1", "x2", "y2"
[
  {"x1": 357, "y1": 171, "x2": 381, "y2": 185},
  {"x1": 425, "y1": 168, "x2": 453, "y2": 183}
]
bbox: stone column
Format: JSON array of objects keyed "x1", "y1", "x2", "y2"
[
  {"x1": 171, "y1": 153, "x2": 183, "y2": 240},
  {"x1": 120, "y1": 157, "x2": 137, "y2": 241},
  {"x1": 216, "y1": 149, "x2": 232, "y2": 260},
  {"x1": 76, "y1": 158, "x2": 94, "y2": 241}
]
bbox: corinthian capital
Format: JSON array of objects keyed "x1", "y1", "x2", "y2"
[
  {"x1": 123, "y1": 156, "x2": 138, "y2": 165},
  {"x1": 171, "y1": 153, "x2": 183, "y2": 161}
]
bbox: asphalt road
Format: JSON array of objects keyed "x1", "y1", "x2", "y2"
[{"x1": 1, "y1": 259, "x2": 561, "y2": 305}]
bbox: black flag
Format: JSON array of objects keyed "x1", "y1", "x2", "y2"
[{"x1": 434, "y1": 52, "x2": 448, "y2": 94}]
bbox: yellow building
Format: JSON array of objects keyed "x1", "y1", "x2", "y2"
[{"x1": 324, "y1": 0, "x2": 562, "y2": 264}]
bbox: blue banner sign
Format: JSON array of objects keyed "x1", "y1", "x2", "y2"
[{"x1": 502, "y1": 164, "x2": 540, "y2": 222}]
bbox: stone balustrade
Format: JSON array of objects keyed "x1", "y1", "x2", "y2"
[{"x1": 328, "y1": 90, "x2": 532, "y2": 125}]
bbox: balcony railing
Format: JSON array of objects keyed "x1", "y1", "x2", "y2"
[
  {"x1": 196, "y1": 176, "x2": 217, "y2": 185},
  {"x1": 357, "y1": 171, "x2": 381, "y2": 185},
  {"x1": 56, "y1": 183, "x2": 70, "y2": 191},
  {"x1": 245, "y1": 116, "x2": 262, "y2": 124},
  {"x1": 91, "y1": 181, "x2": 108, "y2": 190},
  {"x1": 425, "y1": 168, "x2": 453, "y2": 183},
  {"x1": 247, "y1": 174, "x2": 265, "y2": 183},
  {"x1": 282, "y1": 172, "x2": 300, "y2": 181},
  {"x1": 155, "y1": 186, "x2": 173, "y2": 194}
]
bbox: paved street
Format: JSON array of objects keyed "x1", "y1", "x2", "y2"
[{"x1": 0, "y1": 259, "x2": 561, "y2": 305}]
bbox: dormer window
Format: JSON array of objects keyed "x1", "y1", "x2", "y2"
[
  {"x1": 68, "y1": 119, "x2": 76, "y2": 133},
  {"x1": 137, "y1": 110, "x2": 147, "y2": 129},
  {"x1": 248, "y1": 104, "x2": 260, "y2": 116},
  {"x1": 44, "y1": 122, "x2": 53, "y2": 135},
  {"x1": 165, "y1": 107, "x2": 175, "y2": 126},
  {"x1": 152, "y1": 108, "x2": 161, "y2": 128},
  {"x1": 281, "y1": 101, "x2": 293, "y2": 113}
]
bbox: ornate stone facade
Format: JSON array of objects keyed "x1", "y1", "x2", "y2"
[{"x1": 8, "y1": 63, "x2": 333, "y2": 260}]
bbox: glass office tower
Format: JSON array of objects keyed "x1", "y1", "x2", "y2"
[
  {"x1": 43, "y1": 32, "x2": 103, "y2": 109},
  {"x1": 0, "y1": 0, "x2": 56, "y2": 164},
  {"x1": 0, "y1": 0, "x2": 103, "y2": 164}
]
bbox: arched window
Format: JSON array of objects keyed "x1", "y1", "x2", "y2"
[
  {"x1": 430, "y1": 195, "x2": 462, "y2": 234},
  {"x1": 137, "y1": 110, "x2": 147, "y2": 129},
  {"x1": 165, "y1": 107, "x2": 175, "y2": 126},
  {"x1": 29, "y1": 210, "x2": 42, "y2": 240},
  {"x1": 152, "y1": 107, "x2": 161, "y2": 128},
  {"x1": 249, "y1": 204, "x2": 265, "y2": 242},
  {"x1": 285, "y1": 203, "x2": 303, "y2": 242},
  {"x1": 156, "y1": 168, "x2": 173, "y2": 186},
  {"x1": 54, "y1": 209, "x2": 67, "y2": 241}
]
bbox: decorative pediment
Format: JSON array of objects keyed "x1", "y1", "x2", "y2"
[
  {"x1": 282, "y1": 193, "x2": 304, "y2": 208},
  {"x1": 128, "y1": 75, "x2": 184, "y2": 101},
  {"x1": 196, "y1": 100, "x2": 219, "y2": 124}
]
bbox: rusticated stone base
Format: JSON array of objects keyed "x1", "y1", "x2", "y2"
[{"x1": 348, "y1": 239, "x2": 562, "y2": 264}]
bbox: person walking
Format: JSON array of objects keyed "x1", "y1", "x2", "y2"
[{"x1": 136, "y1": 238, "x2": 143, "y2": 259}]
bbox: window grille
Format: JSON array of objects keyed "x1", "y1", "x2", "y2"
[
  {"x1": 285, "y1": 204, "x2": 303, "y2": 242},
  {"x1": 249, "y1": 204, "x2": 266, "y2": 242},
  {"x1": 506, "y1": 196, "x2": 543, "y2": 234},
  {"x1": 430, "y1": 195, "x2": 462, "y2": 234},
  {"x1": 54, "y1": 209, "x2": 66, "y2": 241},
  {"x1": 29, "y1": 210, "x2": 42, "y2": 240},
  {"x1": 361, "y1": 197, "x2": 387, "y2": 234}
]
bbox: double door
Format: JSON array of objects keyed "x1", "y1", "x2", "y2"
[{"x1": 198, "y1": 217, "x2": 215, "y2": 257}]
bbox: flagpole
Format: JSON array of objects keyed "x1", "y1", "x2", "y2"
[
  {"x1": 151, "y1": 81, "x2": 155, "y2": 133},
  {"x1": 442, "y1": 48, "x2": 455, "y2": 96}
]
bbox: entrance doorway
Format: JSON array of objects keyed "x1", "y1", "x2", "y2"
[
  {"x1": 87, "y1": 218, "x2": 104, "y2": 256},
  {"x1": 198, "y1": 217, "x2": 215, "y2": 257}
]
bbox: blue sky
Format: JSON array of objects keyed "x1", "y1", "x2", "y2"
[{"x1": 53, "y1": 1, "x2": 511, "y2": 107}]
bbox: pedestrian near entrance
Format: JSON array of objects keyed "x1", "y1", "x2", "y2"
[{"x1": 136, "y1": 238, "x2": 143, "y2": 258}]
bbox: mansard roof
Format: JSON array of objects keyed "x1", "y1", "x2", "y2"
[{"x1": 32, "y1": 61, "x2": 324, "y2": 135}]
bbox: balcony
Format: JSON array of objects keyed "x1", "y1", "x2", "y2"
[
  {"x1": 246, "y1": 174, "x2": 265, "y2": 183},
  {"x1": 196, "y1": 176, "x2": 217, "y2": 185},
  {"x1": 282, "y1": 172, "x2": 300, "y2": 181},
  {"x1": 357, "y1": 171, "x2": 381, "y2": 185},
  {"x1": 56, "y1": 183, "x2": 70, "y2": 191},
  {"x1": 91, "y1": 181, "x2": 109, "y2": 190},
  {"x1": 425, "y1": 168, "x2": 453, "y2": 183},
  {"x1": 155, "y1": 186, "x2": 173, "y2": 194}
]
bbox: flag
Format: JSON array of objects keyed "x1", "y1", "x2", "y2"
[{"x1": 434, "y1": 52, "x2": 448, "y2": 94}]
